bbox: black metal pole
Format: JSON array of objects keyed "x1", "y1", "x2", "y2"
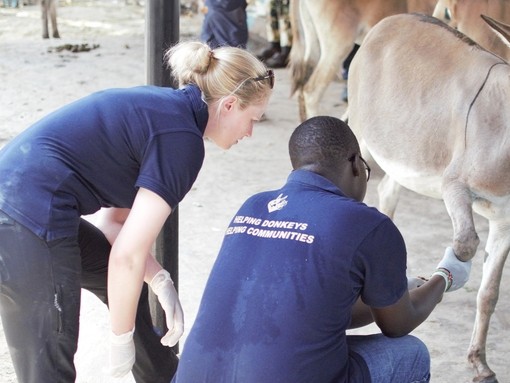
[
  {"x1": 146, "y1": 0, "x2": 180, "y2": 88},
  {"x1": 145, "y1": 0, "x2": 180, "y2": 352}
]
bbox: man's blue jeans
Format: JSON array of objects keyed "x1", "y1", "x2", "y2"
[{"x1": 348, "y1": 334, "x2": 431, "y2": 383}]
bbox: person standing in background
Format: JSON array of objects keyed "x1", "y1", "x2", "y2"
[
  {"x1": 200, "y1": 0, "x2": 249, "y2": 48},
  {"x1": 341, "y1": 43, "x2": 360, "y2": 102},
  {"x1": 256, "y1": 0, "x2": 292, "y2": 68}
]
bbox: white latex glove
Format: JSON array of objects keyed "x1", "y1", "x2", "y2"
[
  {"x1": 432, "y1": 247, "x2": 472, "y2": 292},
  {"x1": 149, "y1": 269, "x2": 184, "y2": 346},
  {"x1": 110, "y1": 328, "x2": 135, "y2": 378}
]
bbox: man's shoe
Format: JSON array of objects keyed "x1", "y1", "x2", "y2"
[
  {"x1": 266, "y1": 52, "x2": 289, "y2": 68},
  {"x1": 265, "y1": 46, "x2": 291, "y2": 68},
  {"x1": 256, "y1": 45, "x2": 281, "y2": 62}
]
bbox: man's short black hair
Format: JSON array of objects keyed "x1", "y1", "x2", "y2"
[{"x1": 289, "y1": 116, "x2": 360, "y2": 170}]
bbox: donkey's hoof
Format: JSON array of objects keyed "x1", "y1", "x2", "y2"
[{"x1": 473, "y1": 373, "x2": 498, "y2": 383}]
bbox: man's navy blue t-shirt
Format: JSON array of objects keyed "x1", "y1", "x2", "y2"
[
  {"x1": 174, "y1": 170, "x2": 408, "y2": 383},
  {"x1": 0, "y1": 85, "x2": 208, "y2": 240}
]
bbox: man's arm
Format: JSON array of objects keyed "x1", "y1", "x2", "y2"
[
  {"x1": 369, "y1": 247, "x2": 471, "y2": 337},
  {"x1": 349, "y1": 276, "x2": 428, "y2": 329},
  {"x1": 349, "y1": 297, "x2": 374, "y2": 329},
  {"x1": 370, "y1": 275, "x2": 445, "y2": 337}
]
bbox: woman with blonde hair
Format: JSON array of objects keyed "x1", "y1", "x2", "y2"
[{"x1": 0, "y1": 41, "x2": 274, "y2": 383}]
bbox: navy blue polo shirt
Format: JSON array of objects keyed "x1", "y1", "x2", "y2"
[
  {"x1": 174, "y1": 170, "x2": 408, "y2": 383},
  {"x1": 0, "y1": 85, "x2": 208, "y2": 240}
]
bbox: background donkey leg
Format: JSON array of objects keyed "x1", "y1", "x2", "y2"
[
  {"x1": 49, "y1": 0, "x2": 60, "y2": 38},
  {"x1": 41, "y1": 0, "x2": 49, "y2": 39},
  {"x1": 468, "y1": 220, "x2": 510, "y2": 383}
]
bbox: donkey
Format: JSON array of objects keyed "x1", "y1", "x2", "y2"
[
  {"x1": 433, "y1": 0, "x2": 510, "y2": 61},
  {"x1": 288, "y1": 0, "x2": 438, "y2": 121},
  {"x1": 347, "y1": 13, "x2": 510, "y2": 383}
]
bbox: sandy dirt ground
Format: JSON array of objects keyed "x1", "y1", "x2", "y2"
[{"x1": 0, "y1": 2, "x2": 509, "y2": 382}]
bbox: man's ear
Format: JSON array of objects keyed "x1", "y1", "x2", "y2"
[
  {"x1": 350, "y1": 157, "x2": 360, "y2": 178},
  {"x1": 222, "y1": 95, "x2": 238, "y2": 112}
]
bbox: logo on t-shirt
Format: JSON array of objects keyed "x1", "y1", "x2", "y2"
[{"x1": 267, "y1": 193, "x2": 288, "y2": 212}]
